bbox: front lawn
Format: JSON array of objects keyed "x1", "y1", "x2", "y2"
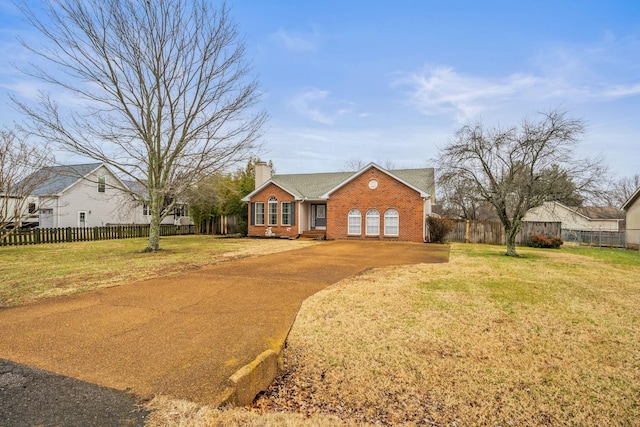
[
  {"x1": 0, "y1": 236, "x2": 315, "y2": 307},
  {"x1": 147, "y1": 243, "x2": 640, "y2": 426}
]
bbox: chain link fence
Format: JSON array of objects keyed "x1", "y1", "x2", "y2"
[{"x1": 561, "y1": 229, "x2": 626, "y2": 248}]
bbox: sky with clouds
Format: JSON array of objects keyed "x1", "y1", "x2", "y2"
[{"x1": 1, "y1": 0, "x2": 639, "y2": 177}]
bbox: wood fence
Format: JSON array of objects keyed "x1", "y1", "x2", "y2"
[
  {"x1": 447, "y1": 220, "x2": 562, "y2": 245},
  {"x1": 1, "y1": 224, "x2": 194, "y2": 246},
  {"x1": 195, "y1": 215, "x2": 244, "y2": 235}
]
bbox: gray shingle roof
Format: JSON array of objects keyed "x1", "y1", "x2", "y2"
[
  {"x1": 268, "y1": 165, "x2": 435, "y2": 200},
  {"x1": 270, "y1": 171, "x2": 354, "y2": 199},
  {"x1": 28, "y1": 163, "x2": 103, "y2": 195}
]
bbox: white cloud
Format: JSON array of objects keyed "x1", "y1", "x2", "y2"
[
  {"x1": 393, "y1": 66, "x2": 543, "y2": 121},
  {"x1": 273, "y1": 27, "x2": 319, "y2": 53},
  {"x1": 288, "y1": 88, "x2": 357, "y2": 125},
  {"x1": 395, "y1": 34, "x2": 640, "y2": 123}
]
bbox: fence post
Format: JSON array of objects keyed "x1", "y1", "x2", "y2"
[{"x1": 465, "y1": 220, "x2": 470, "y2": 243}]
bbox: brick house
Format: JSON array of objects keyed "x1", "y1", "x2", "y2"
[{"x1": 242, "y1": 162, "x2": 435, "y2": 242}]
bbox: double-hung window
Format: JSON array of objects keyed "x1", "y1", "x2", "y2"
[
  {"x1": 348, "y1": 209, "x2": 361, "y2": 235},
  {"x1": 384, "y1": 209, "x2": 399, "y2": 236},
  {"x1": 281, "y1": 202, "x2": 292, "y2": 226},
  {"x1": 255, "y1": 202, "x2": 265, "y2": 225},
  {"x1": 268, "y1": 197, "x2": 278, "y2": 226},
  {"x1": 366, "y1": 209, "x2": 380, "y2": 236},
  {"x1": 97, "y1": 175, "x2": 106, "y2": 193}
]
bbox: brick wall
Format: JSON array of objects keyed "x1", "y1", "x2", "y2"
[
  {"x1": 326, "y1": 167, "x2": 426, "y2": 242},
  {"x1": 246, "y1": 184, "x2": 299, "y2": 238}
]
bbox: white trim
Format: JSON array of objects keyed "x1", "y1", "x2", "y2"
[
  {"x1": 255, "y1": 201, "x2": 265, "y2": 226},
  {"x1": 78, "y1": 210, "x2": 88, "y2": 227},
  {"x1": 348, "y1": 209, "x2": 361, "y2": 235},
  {"x1": 365, "y1": 209, "x2": 380, "y2": 236},
  {"x1": 383, "y1": 209, "x2": 399, "y2": 236},
  {"x1": 242, "y1": 180, "x2": 298, "y2": 202},
  {"x1": 268, "y1": 197, "x2": 278, "y2": 226}
]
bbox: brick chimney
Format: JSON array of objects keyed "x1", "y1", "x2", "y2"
[{"x1": 254, "y1": 161, "x2": 273, "y2": 189}]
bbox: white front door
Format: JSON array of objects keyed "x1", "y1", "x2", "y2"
[{"x1": 78, "y1": 211, "x2": 87, "y2": 227}]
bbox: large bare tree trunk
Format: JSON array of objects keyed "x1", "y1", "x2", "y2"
[{"x1": 14, "y1": 0, "x2": 266, "y2": 252}]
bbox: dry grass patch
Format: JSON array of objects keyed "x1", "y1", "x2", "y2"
[
  {"x1": 145, "y1": 396, "x2": 345, "y2": 427},
  {"x1": 249, "y1": 244, "x2": 640, "y2": 426},
  {"x1": 0, "y1": 236, "x2": 315, "y2": 306}
]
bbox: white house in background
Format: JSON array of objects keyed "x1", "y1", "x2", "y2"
[
  {"x1": 622, "y1": 188, "x2": 640, "y2": 248},
  {"x1": 23, "y1": 163, "x2": 191, "y2": 228},
  {"x1": 523, "y1": 201, "x2": 624, "y2": 232}
]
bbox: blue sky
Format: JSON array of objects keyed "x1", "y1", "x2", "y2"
[{"x1": 1, "y1": 1, "x2": 639, "y2": 177}]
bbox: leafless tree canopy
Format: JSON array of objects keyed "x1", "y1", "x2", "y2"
[
  {"x1": 608, "y1": 174, "x2": 640, "y2": 208},
  {"x1": 13, "y1": 0, "x2": 266, "y2": 251},
  {"x1": 436, "y1": 109, "x2": 607, "y2": 256},
  {"x1": 0, "y1": 128, "x2": 52, "y2": 239}
]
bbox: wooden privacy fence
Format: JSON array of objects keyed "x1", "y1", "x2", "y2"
[
  {"x1": 447, "y1": 220, "x2": 562, "y2": 245},
  {"x1": 1, "y1": 224, "x2": 194, "y2": 246},
  {"x1": 195, "y1": 215, "x2": 244, "y2": 235}
]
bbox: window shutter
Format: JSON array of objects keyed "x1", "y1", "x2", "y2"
[
  {"x1": 250, "y1": 203, "x2": 255, "y2": 225},
  {"x1": 291, "y1": 202, "x2": 296, "y2": 226}
]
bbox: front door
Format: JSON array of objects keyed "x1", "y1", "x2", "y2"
[{"x1": 310, "y1": 204, "x2": 326, "y2": 230}]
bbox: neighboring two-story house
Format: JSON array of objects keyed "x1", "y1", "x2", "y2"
[{"x1": 23, "y1": 163, "x2": 190, "y2": 228}]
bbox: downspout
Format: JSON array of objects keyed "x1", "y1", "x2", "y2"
[
  {"x1": 422, "y1": 197, "x2": 428, "y2": 243},
  {"x1": 297, "y1": 200, "x2": 303, "y2": 237}
]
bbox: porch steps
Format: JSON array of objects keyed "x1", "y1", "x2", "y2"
[{"x1": 299, "y1": 230, "x2": 326, "y2": 240}]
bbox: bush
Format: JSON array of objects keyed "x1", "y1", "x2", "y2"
[
  {"x1": 528, "y1": 234, "x2": 563, "y2": 249},
  {"x1": 427, "y1": 216, "x2": 456, "y2": 243}
]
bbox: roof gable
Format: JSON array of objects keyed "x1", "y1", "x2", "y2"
[
  {"x1": 242, "y1": 163, "x2": 435, "y2": 202},
  {"x1": 622, "y1": 187, "x2": 640, "y2": 211},
  {"x1": 28, "y1": 163, "x2": 130, "y2": 196},
  {"x1": 546, "y1": 201, "x2": 624, "y2": 221},
  {"x1": 321, "y1": 163, "x2": 434, "y2": 199}
]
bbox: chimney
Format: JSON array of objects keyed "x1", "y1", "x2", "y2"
[{"x1": 254, "y1": 161, "x2": 273, "y2": 189}]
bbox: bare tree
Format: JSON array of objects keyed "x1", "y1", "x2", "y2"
[
  {"x1": 0, "y1": 128, "x2": 52, "y2": 240},
  {"x1": 608, "y1": 174, "x2": 640, "y2": 208},
  {"x1": 436, "y1": 109, "x2": 606, "y2": 256},
  {"x1": 13, "y1": 0, "x2": 266, "y2": 251},
  {"x1": 343, "y1": 158, "x2": 367, "y2": 171},
  {"x1": 343, "y1": 158, "x2": 396, "y2": 171}
]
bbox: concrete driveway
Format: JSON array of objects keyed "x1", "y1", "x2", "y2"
[{"x1": 0, "y1": 241, "x2": 449, "y2": 407}]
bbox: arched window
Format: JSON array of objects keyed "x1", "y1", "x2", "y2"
[
  {"x1": 268, "y1": 196, "x2": 278, "y2": 225},
  {"x1": 365, "y1": 209, "x2": 380, "y2": 236},
  {"x1": 384, "y1": 209, "x2": 399, "y2": 236},
  {"x1": 348, "y1": 209, "x2": 361, "y2": 235}
]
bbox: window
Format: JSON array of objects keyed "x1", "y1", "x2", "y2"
[
  {"x1": 143, "y1": 203, "x2": 150, "y2": 216},
  {"x1": 28, "y1": 203, "x2": 36, "y2": 214},
  {"x1": 255, "y1": 202, "x2": 265, "y2": 225},
  {"x1": 97, "y1": 175, "x2": 106, "y2": 193},
  {"x1": 268, "y1": 197, "x2": 278, "y2": 225},
  {"x1": 281, "y1": 202, "x2": 293, "y2": 226},
  {"x1": 348, "y1": 209, "x2": 361, "y2": 235},
  {"x1": 384, "y1": 209, "x2": 399, "y2": 236},
  {"x1": 174, "y1": 204, "x2": 188, "y2": 217},
  {"x1": 366, "y1": 209, "x2": 380, "y2": 236}
]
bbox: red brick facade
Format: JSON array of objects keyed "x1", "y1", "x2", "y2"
[
  {"x1": 326, "y1": 167, "x2": 425, "y2": 242},
  {"x1": 247, "y1": 183, "x2": 299, "y2": 238},
  {"x1": 247, "y1": 167, "x2": 428, "y2": 242}
]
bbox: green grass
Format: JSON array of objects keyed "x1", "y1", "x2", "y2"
[
  {"x1": 0, "y1": 236, "x2": 313, "y2": 307},
  {"x1": 565, "y1": 245, "x2": 640, "y2": 266},
  {"x1": 244, "y1": 243, "x2": 640, "y2": 426}
]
